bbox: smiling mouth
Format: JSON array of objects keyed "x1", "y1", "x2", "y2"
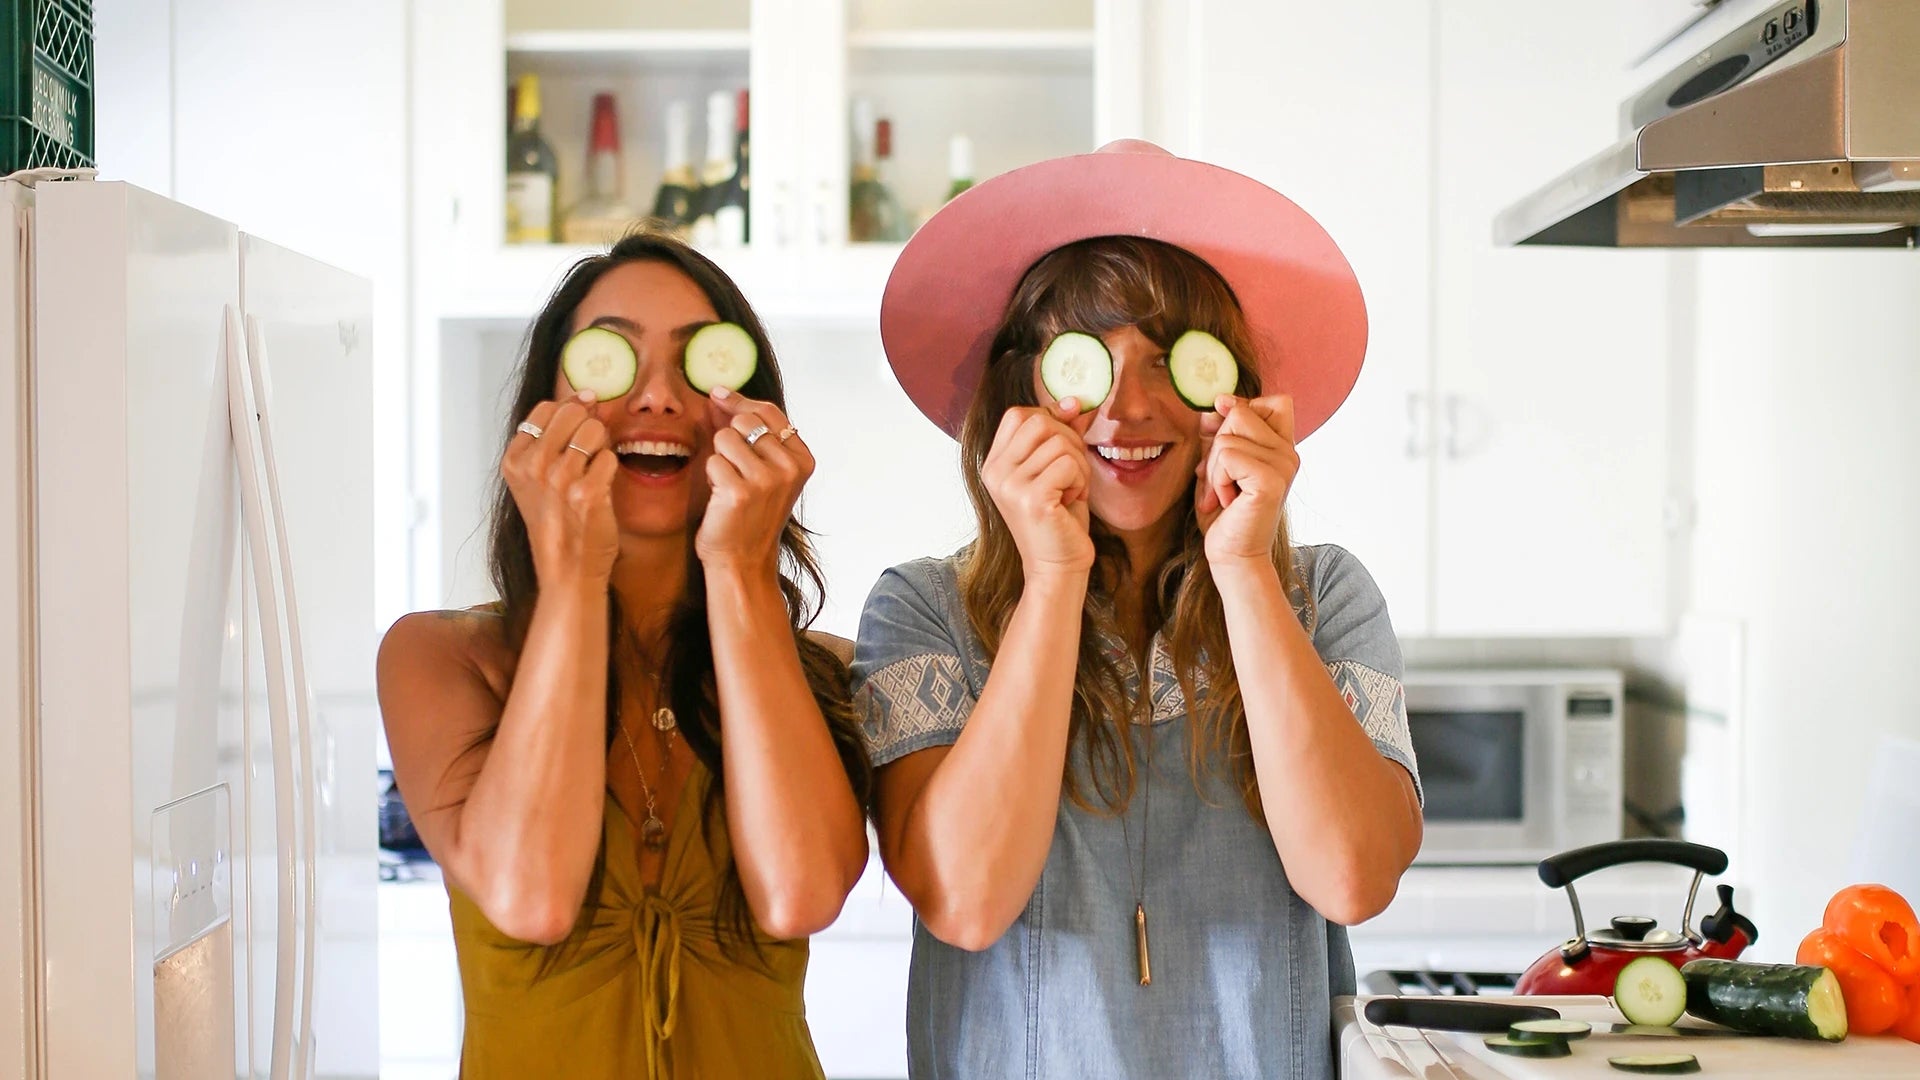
[
  {"x1": 1094, "y1": 444, "x2": 1170, "y2": 462},
  {"x1": 615, "y1": 439, "x2": 693, "y2": 477}
]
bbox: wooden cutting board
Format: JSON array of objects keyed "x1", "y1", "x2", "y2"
[{"x1": 1357, "y1": 995, "x2": 1920, "y2": 1078}]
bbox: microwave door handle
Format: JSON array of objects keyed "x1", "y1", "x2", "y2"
[
  {"x1": 245, "y1": 314, "x2": 320, "y2": 1078},
  {"x1": 226, "y1": 305, "x2": 298, "y2": 1080}
]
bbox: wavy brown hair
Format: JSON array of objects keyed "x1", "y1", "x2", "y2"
[
  {"x1": 957, "y1": 236, "x2": 1309, "y2": 819},
  {"x1": 484, "y1": 230, "x2": 871, "y2": 954}
]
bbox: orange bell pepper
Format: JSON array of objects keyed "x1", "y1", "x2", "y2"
[
  {"x1": 1823, "y1": 884, "x2": 1920, "y2": 984},
  {"x1": 1799, "y1": 928, "x2": 1907, "y2": 1035},
  {"x1": 1896, "y1": 984, "x2": 1920, "y2": 1044}
]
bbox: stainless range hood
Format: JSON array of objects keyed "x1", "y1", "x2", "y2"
[{"x1": 1497, "y1": 0, "x2": 1920, "y2": 249}]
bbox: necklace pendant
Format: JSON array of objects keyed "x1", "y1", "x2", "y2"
[
  {"x1": 1135, "y1": 903, "x2": 1152, "y2": 987},
  {"x1": 651, "y1": 706, "x2": 677, "y2": 732},
  {"x1": 641, "y1": 814, "x2": 667, "y2": 850}
]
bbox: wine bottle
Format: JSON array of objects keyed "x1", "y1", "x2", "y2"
[
  {"x1": 849, "y1": 99, "x2": 904, "y2": 242},
  {"x1": 689, "y1": 89, "x2": 748, "y2": 249},
  {"x1": 562, "y1": 92, "x2": 641, "y2": 245},
  {"x1": 946, "y1": 134, "x2": 975, "y2": 202},
  {"x1": 505, "y1": 73, "x2": 560, "y2": 244},
  {"x1": 648, "y1": 100, "x2": 698, "y2": 237}
]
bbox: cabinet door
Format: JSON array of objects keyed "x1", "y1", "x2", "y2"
[
  {"x1": 1187, "y1": 0, "x2": 1436, "y2": 634},
  {"x1": 1431, "y1": 0, "x2": 1682, "y2": 637}
]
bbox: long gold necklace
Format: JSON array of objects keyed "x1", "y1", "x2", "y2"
[{"x1": 617, "y1": 705, "x2": 678, "y2": 850}]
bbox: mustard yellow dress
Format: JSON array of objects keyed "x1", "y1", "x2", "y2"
[{"x1": 448, "y1": 766, "x2": 827, "y2": 1078}]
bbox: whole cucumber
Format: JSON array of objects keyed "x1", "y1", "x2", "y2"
[{"x1": 1679, "y1": 958, "x2": 1848, "y2": 1041}]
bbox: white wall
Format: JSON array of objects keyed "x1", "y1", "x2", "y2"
[{"x1": 1687, "y1": 249, "x2": 1920, "y2": 956}]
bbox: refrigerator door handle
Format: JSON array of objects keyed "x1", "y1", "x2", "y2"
[
  {"x1": 225, "y1": 304, "x2": 298, "y2": 1080},
  {"x1": 243, "y1": 313, "x2": 320, "y2": 1080}
]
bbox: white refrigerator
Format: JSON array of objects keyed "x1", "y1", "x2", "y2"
[{"x1": 1, "y1": 178, "x2": 380, "y2": 1078}]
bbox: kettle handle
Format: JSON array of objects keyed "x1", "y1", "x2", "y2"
[{"x1": 1538, "y1": 840, "x2": 1728, "y2": 888}]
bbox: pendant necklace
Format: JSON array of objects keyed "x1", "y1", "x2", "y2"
[
  {"x1": 618, "y1": 688, "x2": 678, "y2": 850},
  {"x1": 1120, "y1": 714, "x2": 1154, "y2": 987}
]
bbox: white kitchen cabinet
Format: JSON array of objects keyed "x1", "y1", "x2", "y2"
[
  {"x1": 1191, "y1": 0, "x2": 1683, "y2": 637},
  {"x1": 1427, "y1": 0, "x2": 1685, "y2": 637}
]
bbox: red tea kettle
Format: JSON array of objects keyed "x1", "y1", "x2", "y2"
[{"x1": 1515, "y1": 839, "x2": 1759, "y2": 995}]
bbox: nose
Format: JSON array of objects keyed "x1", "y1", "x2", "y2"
[
  {"x1": 1100, "y1": 356, "x2": 1154, "y2": 423},
  {"x1": 624, "y1": 352, "x2": 685, "y2": 416}
]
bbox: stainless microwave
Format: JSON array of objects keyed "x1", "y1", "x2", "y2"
[{"x1": 1404, "y1": 668, "x2": 1623, "y2": 866}]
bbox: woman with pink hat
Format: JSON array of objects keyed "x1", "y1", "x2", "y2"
[{"x1": 852, "y1": 141, "x2": 1424, "y2": 1077}]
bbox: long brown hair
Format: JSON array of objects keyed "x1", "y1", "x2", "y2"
[
  {"x1": 485, "y1": 230, "x2": 871, "y2": 952},
  {"x1": 956, "y1": 236, "x2": 1308, "y2": 819}
]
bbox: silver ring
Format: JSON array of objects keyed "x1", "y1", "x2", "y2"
[
  {"x1": 743, "y1": 423, "x2": 771, "y2": 446},
  {"x1": 517, "y1": 420, "x2": 544, "y2": 439},
  {"x1": 566, "y1": 442, "x2": 591, "y2": 458}
]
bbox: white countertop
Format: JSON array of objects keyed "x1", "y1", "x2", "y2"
[{"x1": 1337, "y1": 994, "x2": 1920, "y2": 1079}]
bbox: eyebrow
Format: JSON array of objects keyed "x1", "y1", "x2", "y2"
[{"x1": 587, "y1": 315, "x2": 715, "y2": 342}]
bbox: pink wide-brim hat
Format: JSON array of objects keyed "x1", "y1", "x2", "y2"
[{"x1": 879, "y1": 139, "x2": 1368, "y2": 440}]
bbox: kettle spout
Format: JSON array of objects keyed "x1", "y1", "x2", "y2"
[{"x1": 1699, "y1": 883, "x2": 1760, "y2": 953}]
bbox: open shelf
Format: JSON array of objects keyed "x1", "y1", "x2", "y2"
[
  {"x1": 847, "y1": 28, "x2": 1093, "y2": 73},
  {"x1": 505, "y1": 29, "x2": 751, "y2": 74}
]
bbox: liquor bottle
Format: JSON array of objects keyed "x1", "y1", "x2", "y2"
[
  {"x1": 561, "y1": 92, "x2": 641, "y2": 245},
  {"x1": 689, "y1": 89, "x2": 748, "y2": 249},
  {"x1": 505, "y1": 73, "x2": 560, "y2": 244},
  {"x1": 648, "y1": 99, "x2": 699, "y2": 237},
  {"x1": 848, "y1": 99, "x2": 904, "y2": 242},
  {"x1": 945, "y1": 134, "x2": 976, "y2": 202}
]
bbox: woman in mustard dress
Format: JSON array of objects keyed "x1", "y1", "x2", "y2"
[{"x1": 377, "y1": 232, "x2": 871, "y2": 1077}]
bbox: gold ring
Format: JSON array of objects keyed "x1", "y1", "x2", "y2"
[
  {"x1": 776, "y1": 426, "x2": 798, "y2": 443},
  {"x1": 566, "y1": 442, "x2": 592, "y2": 457}
]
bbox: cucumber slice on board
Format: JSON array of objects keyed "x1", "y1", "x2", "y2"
[
  {"x1": 1483, "y1": 1034, "x2": 1571, "y2": 1058},
  {"x1": 683, "y1": 322, "x2": 759, "y2": 395},
  {"x1": 1510, "y1": 1019, "x2": 1592, "y2": 1042},
  {"x1": 1039, "y1": 332, "x2": 1113, "y2": 410},
  {"x1": 561, "y1": 327, "x2": 638, "y2": 400},
  {"x1": 1617, "y1": 956, "x2": 1689, "y2": 1027},
  {"x1": 1608, "y1": 1053, "x2": 1702, "y2": 1074},
  {"x1": 1680, "y1": 958, "x2": 1849, "y2": 1041},
  {"x1": 1167, "y1": 329, "x2": 1239, "y2": 409}
]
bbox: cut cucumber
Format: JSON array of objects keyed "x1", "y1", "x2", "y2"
[
  {"x1": 1039, "y1": 332, "x2": 1113, "y2": 410},
  {"x1": 1680, "y1": 958, "x2": 1849, "y2": 1041},
  {"x1": 561, "y1": 327, "x2": 638, "y2": 400},
  {"x1": 1617, "y1": 956, "x2": 1689, "y2": 1027},
  {"x1": 1167, "y1": 329, "x2": 1239, "y2": 410},
  {"x1": 1510, "y1": 1019, "x2": 1592, "y2": 1042},
  {"x1": 1608, "y1": 1053, "x2": 1702, "y2": 1075},
  {"x1": 1483, "y1": 1034, "x2": 1571, "y2": 1058},
  {"x1": 683, "y1": 322, "x2": 759, "y2": 395}
]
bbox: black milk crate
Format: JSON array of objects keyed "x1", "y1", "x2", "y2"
[{"x1": 1, "y1": 0, "x2": 93, "y2": 173}]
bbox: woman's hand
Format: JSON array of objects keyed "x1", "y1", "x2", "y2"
[
  {"x1": 695, "y1": 388, "x2": 816, "y2": 574},
  {"x1": 1195, "y1": 394, "x2": 1300, "y2": 571},
  {"x1": 982, "y1": 399, "x2": 1094, "y2": 578},
  {"x1": 502, "y1": 394, "x2": 620, "y2": 591}
]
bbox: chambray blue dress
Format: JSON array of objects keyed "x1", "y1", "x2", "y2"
[{"x1": 851, "y1": 544, "x2": 1421, "y2": 1080}]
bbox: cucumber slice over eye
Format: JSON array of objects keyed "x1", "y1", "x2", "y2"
[
  {"x1": 683, "y1": 322, "x2": 759, "y2": 395},
  {"x1": 561, "y1": 327, "x2": 638, "y2": 400},
  {"x1": 1483, "y1": 1034, "x2": 1571, "y2": 1058},
  {"x1": 1167, "y1": 329, "x2": 1240, "y2": 410},
  {"x1": 1510, "y1": 1019, "x2": 1592, "y2": 1042},
  {"x1": 1039, "y1": 332, "x2": 1113, "y2": 411},
  {"x1": 1617, "y1": 956, "x2": 1689, "y2": 1028},
  {"x1": 1608, "y1": 1053, "x2": 1702, "y2": 1074}
]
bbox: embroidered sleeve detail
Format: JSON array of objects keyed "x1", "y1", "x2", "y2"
[
  {"x1": 1147, "y1": 645, "x2": 1209, "y2": 724},
  {"x1": 856, "y1": 652, "x2": 973, "y2": 758},
  {"x1": 1327, "y1": 658, "x2": 1412, "y2": 760}
]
